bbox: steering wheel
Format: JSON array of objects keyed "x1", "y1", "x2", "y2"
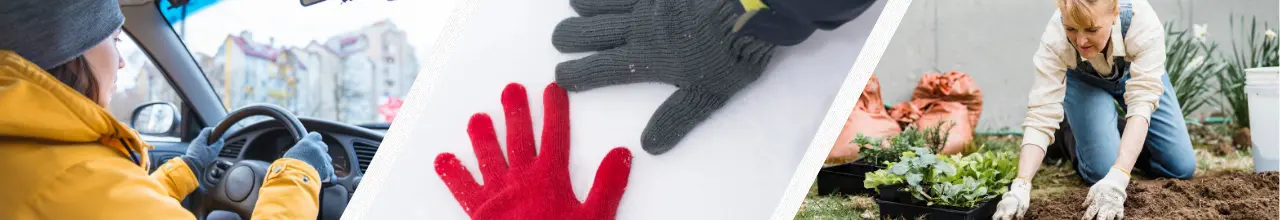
[{"x1": 194, "y1": 104, "x2": 307, "y2": 220}]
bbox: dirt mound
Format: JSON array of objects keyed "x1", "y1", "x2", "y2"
[{"x1": 1027, "y1": 171, "x2": 1279, "y2": 220}]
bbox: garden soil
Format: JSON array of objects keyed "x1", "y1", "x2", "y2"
[{"x1": 1028, "y1": 171, "x2": 1279, "y2": 220}]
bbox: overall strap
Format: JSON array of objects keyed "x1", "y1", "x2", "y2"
[{"x1": 1118, "y1": 0, "x2": 1133, "y2": 39}]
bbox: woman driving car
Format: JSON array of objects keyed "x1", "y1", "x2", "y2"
[{"x1": 0, "y1": 0, "x2": 336, "y2": 219}]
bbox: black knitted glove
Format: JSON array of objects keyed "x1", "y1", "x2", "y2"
[{"x1": 552, "y1": 0, "x2": 777, "y2": 155}]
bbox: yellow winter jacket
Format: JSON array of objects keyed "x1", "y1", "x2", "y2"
[{"x1": 0, "y1": 50, "x2": 322, "y2": 220}]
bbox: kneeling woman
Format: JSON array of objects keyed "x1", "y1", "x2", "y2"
[{"x1": 993, "y1": 0, "x2": 1196, "y2": 219}]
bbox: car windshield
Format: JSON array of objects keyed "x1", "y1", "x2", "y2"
[{"x1": 157, "y1": 0, "x2": 446, "y2": 126}]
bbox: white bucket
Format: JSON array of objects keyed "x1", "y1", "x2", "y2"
[{"x1": 1245, "y1": 67, "x2": 1279, "y2": 172}]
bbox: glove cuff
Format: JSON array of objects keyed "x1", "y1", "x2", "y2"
[
  {"x1": 1099, "y1": 167, "x2": 1131, "y2": 188},
  {"x1": 181, "y1": 155, "x2": 207, "y2": 186},
  {"x1": 1011, "y1": 177, "x2": 1032, "y2": 192}
]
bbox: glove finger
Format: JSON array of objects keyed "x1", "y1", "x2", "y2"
[
  {"x1": 195, "y1": 127, "x2": 224, "y2": 147},
  {"x1": 305, "y1": 132, "x2": 334, "y2": 168},
  {"x1": 995, "y1": 199, "x2": 1014, "y2": 218},
  {"x1": 1082, "y1": 189, "x2": 1095, "y2": 207},
  {"x1": 728, "y1": 35, "x2": 778, "y2": 65},
  {"x1": 641, "y1": 89, "x2": 732, "y2": 155},
  {"x1": 500, "y1": 83, "x2": 536, "y2": 167},
  {"x1": 581, "y1": 147, "x2": 634, "y2": 217},
  {"x1": 555, "y1": 46, "x2": 671, "y2": 92},
  {"x1": 194, "y1": 127, "x2": 213, "y2": 142},
  {"x1": 466, "y1": 113, "x2": 509, "y2": 185},
  {"x1": 570, "y1": 0, "x2": 640, "y2": 16},
  {"x1": 537, "y1": 83, "x2": 572, "y2": 169},
  {"x1": 1082, "y1": 201, "x2": 1098, "y2": 220},
  {"x1": 552, "y1": 14, "x2": 634, "y2": 53},
  {"x1": 992, "y1": 205, "x2": 1008, "y2": 220},
  {"x1": 434, "y1": 153, "x2": 484, "y2": 210},
  {"x1": 1015, "y1": 201, "x2": 1028, "y2": 218}
]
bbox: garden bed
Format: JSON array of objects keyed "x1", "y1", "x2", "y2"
[
  {"x1": 1028, "y1": 171, "x2": 1279, "y2": 220},
  {"x1": 798, "y1": 134, "x2": 1266, "y2": 219}
]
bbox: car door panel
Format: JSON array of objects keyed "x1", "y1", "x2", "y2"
[{"x1": 147, "y1": 140, "x2": 188, "y2": 172}]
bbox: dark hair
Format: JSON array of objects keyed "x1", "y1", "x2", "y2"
[{"x1": 45, "y1": 56, "x2": 101, "y2": 103}]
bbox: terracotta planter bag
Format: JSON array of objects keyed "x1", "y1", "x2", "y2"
[
  {"x1": 827, "y1": 75, "x2": 902, "y2": 165},
  {"x1": 912, "y1": 101, "x2": 973, "y2": 155},
  {"x1": 911, "y1": 71, "x2": 983, "y2": 129},
  {"x1": 886, "y1": 71, "x2": 985, "y2": 155}
]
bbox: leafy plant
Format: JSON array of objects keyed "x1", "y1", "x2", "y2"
[
  {"x1": 864, "y1": 168, "x2": 904, "y2": 191},
  {"x1": 855, "y1": 122, "x2": 955, "y2": 165},
  {"x1": 1219, "y1": 14, "x2": 1280, "y2": 129},
  {"x1": 1164, "y1": 22, "x2": 1226, "y2": 117},
  {"x1": 862, "y1": 147, "x2": 940, "y2": 192},
  {"x1": 891, "y1": 122, "x2": 952, "y2": 153},
  {"x1": 964, "y1": 135, "x2": 1019, "y2": 154},
  {"x1": 853, "y1": 134, "x2": 903, "y2": 166},
  {"x1": 864, "y1": 147, "x2": 1019, "y2": 208}
]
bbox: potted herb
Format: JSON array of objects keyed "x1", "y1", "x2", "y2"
[
  {"x1": 816, "y1": 124, "x2": 950, "y2": 196},
  {"x1": 817, "y1": 135, "x2": 891, "y2": 195},
  {"x1": 864, "y1": 147, "x2": 1018, "y2": 219}
]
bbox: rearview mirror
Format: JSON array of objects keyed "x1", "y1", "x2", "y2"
[
  {"x1": 131, "y1": 102, "x2": 181, "y2": 136},
  {"x1": 301, "y1": 0, "x2": 327, "y2": 7}
]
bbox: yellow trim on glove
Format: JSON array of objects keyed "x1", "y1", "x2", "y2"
[
  {"x1": 740, "y1": 0, "x2": 769, "y2": 11},
  {"x1": 1111, "y1": 166, "x2": 1131, "y2": 177}
]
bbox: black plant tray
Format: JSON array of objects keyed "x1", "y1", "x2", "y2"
[
  {"x1": 874, "y1": 194, "x2": 1002, "y2": 220},
  {"x1": 815, "y1": 160, "x2": 885, "y2": 196}
]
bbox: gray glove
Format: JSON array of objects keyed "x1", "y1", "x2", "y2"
[
  {"x1": 552, "y1": 0, "x2": 777, "y2": 155},
  {"x1": 184, "y1": 128, "x2": 224, "y2": 186},
  {"x1": 283, "y1": 132, "x2": 336, "y2": 182}
]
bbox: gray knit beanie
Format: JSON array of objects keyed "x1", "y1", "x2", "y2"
[{"x1": 0, "y1": 0, "x2": 125, "y2": 69}]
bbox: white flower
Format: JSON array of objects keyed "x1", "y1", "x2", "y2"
[
  {"x1": 1193, "y1": 24, "x2": 1209, "y2": 42},
  {"x1": 1266, "y1": 29, "x2": 1276, "y2": 40}
]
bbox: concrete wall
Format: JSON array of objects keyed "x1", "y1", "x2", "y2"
[{"x1": 873, "y1": 0, "x2": 1279, "y2": 131}]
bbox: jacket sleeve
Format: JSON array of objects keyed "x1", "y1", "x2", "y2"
[
  {"x1": 1119, "y1": 0, "x2": 1166, "y2": 123},
  {"x1": 32, "y1": 158, "x2": 197, "y2": 219},
  {"x1": 150, "y1": 157, "x2": 201, "y2": 201},
  {"x1": 250, "y1": 158, "x2": 323, "y2": 220},
  {"x1": 1021, "y1": 13, "x2": 1074, "y2": 153},
  {"x1": 762, "y1": 0, "x2": 875, "y2": 30},
  {"x1": 737, "y1": 0, "x2": 878, "y2": 46}
]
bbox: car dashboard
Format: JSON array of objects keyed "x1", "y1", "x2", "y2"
[
  {"x1": 234, "y1": 130, "x2": 355, "y2": 177},
  {"x1": 218, "y1": 118, "x2": 383, "y2": 181}
]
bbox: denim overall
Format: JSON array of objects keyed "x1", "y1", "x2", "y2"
[{"x1": 1062, "y1": 0, "x2": 1196, "y2": 184}]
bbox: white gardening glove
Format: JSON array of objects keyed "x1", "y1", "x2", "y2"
[
  {"x1": 993, "y1": 178, "x2": 1032, "y2": 220},
  {"x1": 1082, "y1": 167, "x2": 1130, "y2": 220}
]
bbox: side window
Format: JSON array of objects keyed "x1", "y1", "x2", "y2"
[{"x1": 106, "y1": 33, "x2": 185, "y2": 138}]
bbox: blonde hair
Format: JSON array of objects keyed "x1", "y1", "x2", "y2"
[{"x1": 1058, "y1": 0, "x2": 1117, "y2": 28}]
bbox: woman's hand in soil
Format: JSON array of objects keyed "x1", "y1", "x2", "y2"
[
  {"x1": 993, "y1": 178, "x2": 1032, "y2": 220},
  {"x1": 1082, "y1": 167, "x2": 1130, "y2": 220},
  {"x1": 434, "y1": 82, "x2": 635, "y2": 220}
]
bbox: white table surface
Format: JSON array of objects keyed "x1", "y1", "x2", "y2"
[{"x1": 350, "y1": 0, "x2": 886, "y2": 219}]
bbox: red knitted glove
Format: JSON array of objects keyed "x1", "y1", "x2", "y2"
[{"x1": 434, "y1": 82, "x2": 634, "y2": 220}]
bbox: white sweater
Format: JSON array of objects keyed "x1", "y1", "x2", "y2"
[{"x1": 1022, "y1": 0, "x2": 1166, "y2": 151}]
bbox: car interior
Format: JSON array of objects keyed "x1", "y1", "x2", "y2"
[{"x1": 117, "y1": 0, "x2": 383, "y2": 219}]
